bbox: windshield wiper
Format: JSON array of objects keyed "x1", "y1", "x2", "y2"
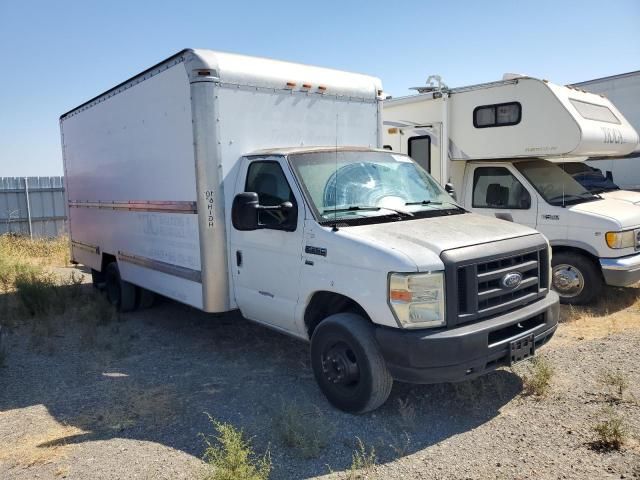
[
  {"x1": 322, "y1": 205, "x2": 413, "y2": 217},
  {"x1": 405, "y1": 200, "x2": 466, "y2": 211}
]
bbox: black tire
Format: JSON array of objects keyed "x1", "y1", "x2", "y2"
[
  {"x1": 91, "y1": 268, "x2": 106, "y2": 289},
  {"x1": 310, "y1": 313, "x2": 393, "y2": 414},
  {"x1": 551, "y1": 251, "x2": 602, "y2": 305},
  {"x1": 137, "y1": 287, "x2": 155, "y2": 309},
  {"x1": 105, "y1": 262, "x2": 137, "y2": 312}
]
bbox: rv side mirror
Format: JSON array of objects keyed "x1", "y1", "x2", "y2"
[
  {"x1": 444, "y1": 183, "x2": 457, "y2": 201},
  {"x1": 232, "y1": 192, "x2": 260, "y2": 231},
  {"x1": 606, "y1": 170, "x2": 614, "y2": 182}
]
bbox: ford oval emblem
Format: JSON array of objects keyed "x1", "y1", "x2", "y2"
[{"x1": 501, "y1": 272, "x2": 522, "y2": 289}]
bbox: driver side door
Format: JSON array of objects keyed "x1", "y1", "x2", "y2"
[
  {"x1": 465, "y1": 164, "x2": 537, "y2": 229},
  {"x1": 230, "y1": 156, "x2": 306, "y2": 336}
]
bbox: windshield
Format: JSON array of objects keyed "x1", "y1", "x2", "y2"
[
  {"x1": 288, "y1": 150, "x2": 461, "y2": 223},
  {"x1": 515, "y1": 160, "x2": 599, "y2": 207},
  {"x1": 559, "y1": 163, "x2": 619, "y2": 193}
]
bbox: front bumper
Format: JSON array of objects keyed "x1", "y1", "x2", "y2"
[
  {"x1": 600, "y1": 253, "x2": 640, "y2": 287},
  {"x1": 375, "y1": 292, "x2": 559, "y2": 384}
]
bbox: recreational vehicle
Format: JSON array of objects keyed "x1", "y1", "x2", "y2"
[
  {"x1": 60, "y1": 50, "x2": 558, "y2": 413},
  {"x1": 383, "y1": 75, "x2": 640, "y2": 304}
]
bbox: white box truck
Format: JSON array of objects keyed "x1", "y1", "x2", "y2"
[
  {"x1": 61, "y1": 50, "x2": 558, "y2": 413},
  {"x1": 383, "y1": 75, "x2": 640, "y2": 304}
]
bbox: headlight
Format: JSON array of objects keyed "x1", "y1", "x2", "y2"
[
  {"x1": 605, "y1": 229, "x2": 640, "y2": 249},
  {"x1": 388, "y1": 272, "x2": 446, "y2": 328}
]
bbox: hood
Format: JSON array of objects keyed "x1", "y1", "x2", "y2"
[
  {"x1": 346, "y1": 213, "x2": 539, "y2": 269},
  {"x1": 600, "y1": 190, "x2": 640, "y2": 205},
  {"x1": 568, "y1": 198, "x2": 640, "y2": 229}
]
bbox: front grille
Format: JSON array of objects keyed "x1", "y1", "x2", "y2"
[{"x1": 441, "y1": 237, "x2": 549, "y2": 327}]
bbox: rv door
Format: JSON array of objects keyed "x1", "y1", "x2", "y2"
[{"x1": 385, "y1": 124, "x2": 443, "y2": 183}]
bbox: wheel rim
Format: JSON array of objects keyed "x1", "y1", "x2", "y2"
[
  {"x1": 552, "y1": 263, "x2": 585, "y2": 298},
  {"x1": 321, "y1": 341, "x2": 360, "y2": 391}
]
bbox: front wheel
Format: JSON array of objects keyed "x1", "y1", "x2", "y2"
[
  {"x1": 551, "y1": 251, "x2": 602, "y2": 305},
  {"x1": 310, "y1": 313, "x2": 393, "y2": 414}
]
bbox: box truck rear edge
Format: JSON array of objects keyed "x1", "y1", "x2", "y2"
[{"x1": 61, "y1": 49, "x2": 559, "y2": 413}]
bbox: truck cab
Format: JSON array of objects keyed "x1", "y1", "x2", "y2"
[
  {"x1": 383, "y1": 75, "x2": 640, "y2": 304},
  {"x1": 460, "y1": 158, "x2": 640, "y2": 303}
]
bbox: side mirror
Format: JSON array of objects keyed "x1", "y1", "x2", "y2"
[
  {"x1": 232, "y1": 192, "x2": 259, "y2": 231},
  {"x1": 606, "y1": 170, "x2": 614, "y2": 182},
  {"x1": 444, "y1": 183, "x2": 457, "y2": 201}
]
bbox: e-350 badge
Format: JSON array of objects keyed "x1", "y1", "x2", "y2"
[{"x1": 541, "y1": 214, "x2": 560, "y2": 221}]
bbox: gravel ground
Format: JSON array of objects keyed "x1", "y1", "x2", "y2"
[{"x1": 1, "y1": 269, "x2": 639, "y2": 480}]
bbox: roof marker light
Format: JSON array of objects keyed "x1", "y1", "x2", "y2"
[
  {"x1": 302, "y1": 83, "x2": 312, "y2": 89},
  {"x1": 317, "y1": 85, "x2": 327, "y2": 92},
  {"x1": 286, "y1": 81, "x2": 296, "y2": 88}
]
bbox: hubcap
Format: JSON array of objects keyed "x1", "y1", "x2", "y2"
[
  {"x1": 321, "y1": 342, "x2": 360, "y2": 386},
  {"x1": 552, "y1": 263, "x2": 585, "y2": 298}
]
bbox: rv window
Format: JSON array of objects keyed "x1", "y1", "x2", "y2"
[
  {"x1": 473, "y1": 102, "x2": 521, "y2": 128},
  {"x1": 408, "y1": 136, "x2": 431, "y2": 172},
  {"x1": 245, "y1": 160, "x2": 297, "y2": 229},
  {"x1": 472, "y1": 167, "x2": 531, "y2": 210},
  {"x1": 569, "y1": 99, "x2": 620, "y2": 124}
]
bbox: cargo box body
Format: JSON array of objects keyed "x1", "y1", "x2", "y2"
[{"x1": 60, "y1": 49, "x2": 382, "y2": 312}]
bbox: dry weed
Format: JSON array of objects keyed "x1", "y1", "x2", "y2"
[
  {"x1": 598, "y1": 370, "x2": 629, "y2": 402},
  {"x1": 201, "y1": 414, "x2": 271, "y2": 480},
  {"x1": 274, "y1": 402, "x2": 333, "y2": 459},
  {"x1": 519, "y1": 357, "x2": 554, "y2": 397},
  {"x1": 348, "y1": 437, "x2": 377, "y2": 479},
  {"x1": 591, "y1": 406, "x2": 628, "y2": 451}
]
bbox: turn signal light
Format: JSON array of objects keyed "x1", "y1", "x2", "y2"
[{"x1": 390, "y1": 290, "x2": 412, "y2": 302}]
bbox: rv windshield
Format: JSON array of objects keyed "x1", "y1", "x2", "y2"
[
  {"x1": 288, "y1": 150, "x2": 461, "y2": 224},
  {"x1": 515, "y1": 160, "x2": 599, "y2": 207}
]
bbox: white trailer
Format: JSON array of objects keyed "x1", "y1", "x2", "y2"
[
  {"x1": 61, "y1": 50, "x2": 558, "y2": 412},
  {"x1": 383, "y1": 75, "x2": 640, "y2": 304}
]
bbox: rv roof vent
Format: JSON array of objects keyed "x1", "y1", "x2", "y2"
[
  {"x1": 502, "y1": 73, "x2": 528, "y2": 80},
  {"x1": 410, "y1": 74, "x2": 448, "y2": 94}
]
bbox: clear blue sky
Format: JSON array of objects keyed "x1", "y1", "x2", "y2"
[{"x1": 0, "y1": 0, "x2": 638, "y2": 177}]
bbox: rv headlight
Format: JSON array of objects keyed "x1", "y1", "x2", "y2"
[
  {"x1": 388, "y1": 272, "x2": 446, "y2": 328},
  {"x1": 605, "y1": 229, "x2": 640, "y2": 250}
]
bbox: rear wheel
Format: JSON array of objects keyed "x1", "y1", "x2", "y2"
[
  {"x1": 105, "y1": 262, "x2": 137, "y2": 312},
  {"x1": 310, "y1": 313, "x2": 393, "y2": 414},
  {"x1": 552, "y1": 251, "x2": 602, "y2": 305}
]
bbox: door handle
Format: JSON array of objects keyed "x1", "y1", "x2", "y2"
[{"x1": 236, "y1": 250, "x2": 242, "y2": 267}]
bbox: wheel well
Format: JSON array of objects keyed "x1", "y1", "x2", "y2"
[
  {"x1": 101, "y1": 253, "x2": 117, "y2": 272},
  {"x1": 551, "y1": 245, "x2": 599, "y2": 263},
  {"x1": 304, "y1": 291, "x2": 370, "y2": 338}
]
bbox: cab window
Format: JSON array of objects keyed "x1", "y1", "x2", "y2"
[
  {"x1": 472, "y1": 167, "x2": 531, "y2": 209},
  {"x1": 245, "y1": 160, "x2": 297, "y2": 229}
]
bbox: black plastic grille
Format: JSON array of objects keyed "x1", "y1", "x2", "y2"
[{"x1": 454, "y1": 247, "x2": 548, "y2": 325}]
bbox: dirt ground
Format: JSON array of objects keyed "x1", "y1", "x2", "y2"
[{"x1": 1, "y1": 265, "x2": 639, "y2": 480}]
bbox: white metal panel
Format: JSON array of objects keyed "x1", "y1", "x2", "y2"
[{"x1": 61, "y1": 63, "x2": 196, "y2": 203}]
